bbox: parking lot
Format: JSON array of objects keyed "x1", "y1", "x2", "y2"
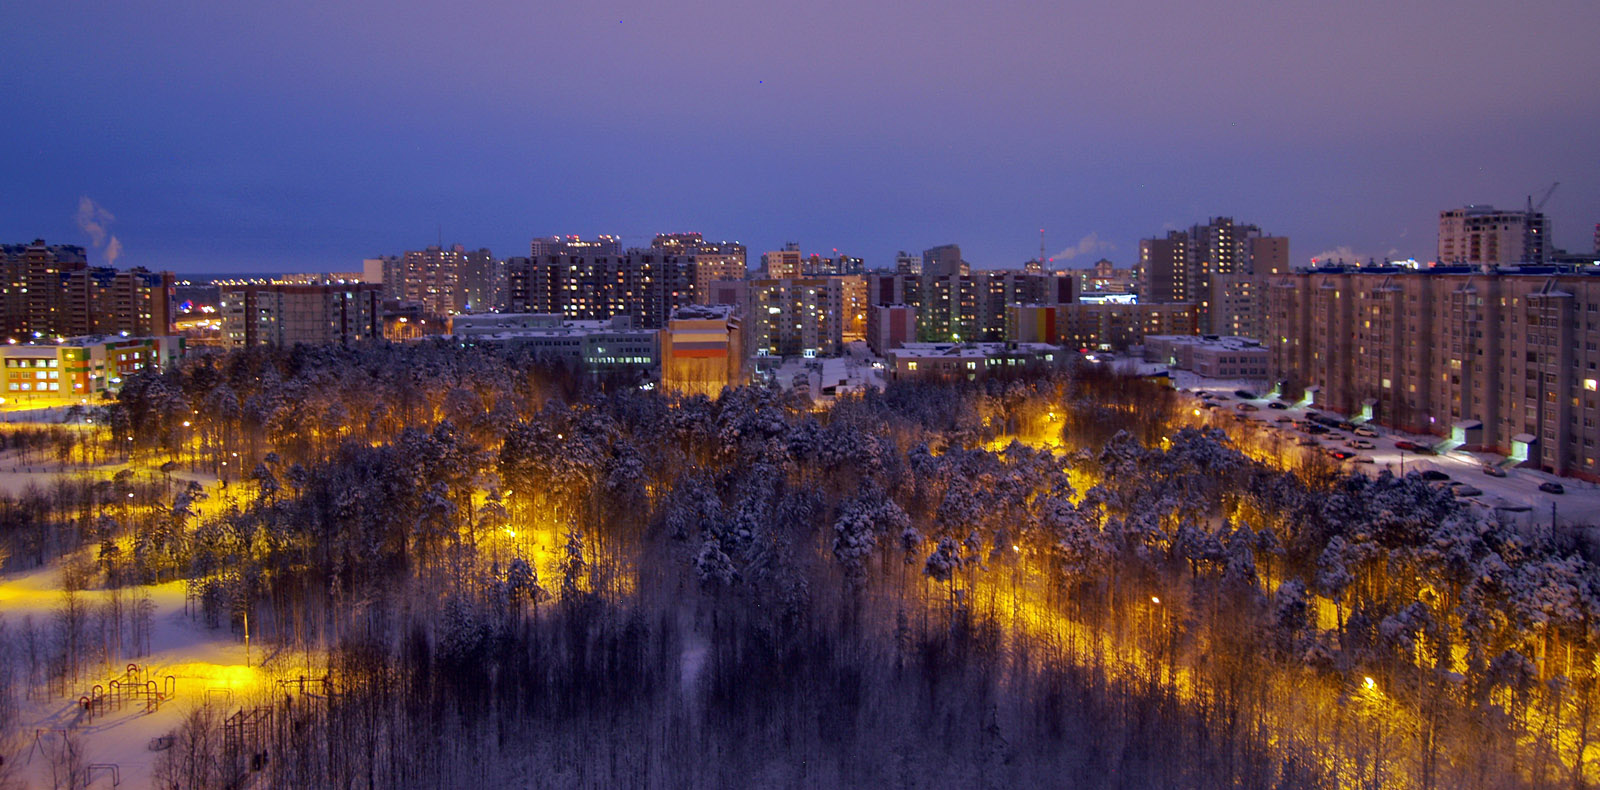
[{"x1": 1166, "y1": 370, "x2": 1600, "y2": 528}]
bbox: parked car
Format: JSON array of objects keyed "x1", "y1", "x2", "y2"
[
  {"x1": 1347, "y1": 439, "x2": 1376, "y2": 450},
  {"x1": 1275, "y1": 416, "x2": 1294, "y2": 423},
  {"x1": 1305, "y1": 424, "x2": 1329, "y2": 435},
  {"x1": 1540, "y1": 482, "x2": 1566, "y2": 495},
  {"x1": 1353, "y1": 456, "x2": 1376, "y2": 464},
  {"x1": 1267, "y1": 401, "x2": 1288, "y2": 410},
  {"x1": 1324, "y1": 433, "x2": 1345, "y2": 442},
  {"x1": 1394, "y1": 440, "x2": 1423, "y2": 452},
  {"x1": 1327, "y1": 450, "x2": 1355, "y2": 460},
  {"x1": 1236, "y1": 403, "x2": 1259, "y2": 412},
  {"x1": 1419, "y1": 470, "x2": 1450, "y2": 481},
  {"x1": 1234, "y1": 389, "x2": 1257, "y2": 399},
  {"x1": 1481, "y1": 465, "x2": 1507, "y2": 478},
  {"x1": 1297, "y1": 439, "x2": 1320, "y2": 447},
  {"x1": 1353, "y1": 427, "x2": 1379, "y2": 438},
  {"x1": 1451, "y1": 484, "x2": 1483, "y2": 497}
]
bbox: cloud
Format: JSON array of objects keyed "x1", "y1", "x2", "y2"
[
  {"x1": 76, "y1": 196, "x2": 114, "y2": 247},
  {"x1": 1052, "y1": 232, "x2": 1115, "y2": 262}
]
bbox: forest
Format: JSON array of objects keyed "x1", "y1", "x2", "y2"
[{"x1": 1, "y1": 339, "x2": 1598, "y2": 789}]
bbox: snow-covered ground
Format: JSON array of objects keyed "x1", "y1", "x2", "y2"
[
  {"x1": 0, "y1": 445, "x2": 298, "y2": 789},
  {"x1": 2, "y1": 560, "x2": 304, "y2": 790},
  {"x1": 761, "y1": 342, "x2": 888, "y2": 403}
]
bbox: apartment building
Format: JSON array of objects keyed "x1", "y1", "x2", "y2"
[
  {"x1": 220, "y1": 282, "x2": 382, "y2": 347},
  {"x1": 505, "y1": 251, "x2": 697, "y2": 329},
  {"x1": 2, "y1": 241, "x2": 173, "y2": 340},
  {"x1": 746, "y1": 277, "x2": 847, "y2": 357},
  {"x1": 866, "y1": 271, "x2": 1077, "y2": 343},
  {"x1": 1439, "y1": 205, "x2": 1548, "y2": 266},
  {"x1": 1265, "y1": 266, "x2": 1600, "y2": 479},
  {"x1": 1006, "y1": 302, "x2": 1199, "y2": 351}
]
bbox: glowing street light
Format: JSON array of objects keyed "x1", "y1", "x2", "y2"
[{"x1": 1151, "y1": 596, "x2": 1161, "y2": 605}]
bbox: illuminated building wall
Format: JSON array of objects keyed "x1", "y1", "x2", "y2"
[{"x1": 662, "y1": 305, "x2": 744, "y2": 396}]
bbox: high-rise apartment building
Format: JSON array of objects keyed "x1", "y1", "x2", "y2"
[
  {"x1": 1438, "y1": 206, "x2": 1549, "y2": 266},
  {"x1": 1265, "y1": 266, "x2": 1600, "y2": 479},
  {"x1": 761, "y1": 243, "x2": 803, "y2": 279},
  {"x1": 867, "y1": 270, "x2": 1077, "y2": 343},
  {"x1": 746, "y1": 277, "x2": 847, "y2": 357},
  {"x1": 530, "y1": 235, "x2": 621, "y2": 257},
  {"x1": 922, "y1": 244, "x2": 967, "y2": 278},
  {"x1": 1139, "y1": 218, "x2": 1286, "y2": 337},
  {"x1": 2, "y1": 240, "x2": 173, "y2": 340},
  {"x1": 652, "y1": 233, "x2": 748, "y2": 304},
  {"x1": 505, "y1": 251, "x2": 697, "y2": 329},
  {"x1": 219, "y1": 283, "x2": 382, "y2": 347},
  {"x1": 1008, "y1": 302, "x2": 1199, "y2": 351},
  {"x1": 895, "y1": 251, "x2": 922, "y2": 276}
]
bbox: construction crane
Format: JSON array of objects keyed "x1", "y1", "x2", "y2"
[{"x1": 1525, "y1": 182, "x2": 1558, "y2": 264}]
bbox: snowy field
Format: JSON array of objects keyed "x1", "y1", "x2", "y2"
[{"x1": 0, "y1": 445, "x2": 303, "y2": 789}]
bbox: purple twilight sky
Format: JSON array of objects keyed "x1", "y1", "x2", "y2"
[{"x1": 3, "y1": 0, "x2": 1598, "y2": 273}]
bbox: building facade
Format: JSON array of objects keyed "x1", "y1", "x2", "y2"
[
  {"x1": 2, "y1": 241, "x2": 173, "y2": 341},
  {"x1": 1138, "y1": 218, "x2": 1286, "y2": 336},
  {"x1": 746, "y1": 277, "x2": 847, "y2": 357},
  {"x1": 1439, "y1": 205, "x2": 1548, "y2": 267},
  {"x1": 220, "y1": 283, "x2": 383, "y2": 347},
  {"x1": 1265, "y1": 266, "x2": 1600, "y2": 479},
  {"x1": 1007, "y1": 302, "x2": 1200, "y2": 351},
  {"x1": 505, "y1": 251, "x2": 697, "y2": 329},
  {"x1": 661, "y1": 305, "x2": 744, "y2": 396},
  {"x1": 0, "y1": 335, "x2": 184, "y2": 401}
]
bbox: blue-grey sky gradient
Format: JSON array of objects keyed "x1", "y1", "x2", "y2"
[{"x1": 3, "y1": 0, "x2": 1597, "y2": 272}]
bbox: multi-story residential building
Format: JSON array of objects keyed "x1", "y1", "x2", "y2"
[
  {"x1": 802, "y1": 253, "x2": 865, "y2": 276},
  {"x1": 652, "y1": 233, "x2": 748, "y2": 304},
  {"x1": 1139, "y1": 218, "x2": 1286, "y2": 336},
  {"x1": 459, "y1": 248, "x2": 500, "y2": 313},
  {"x1": 1265, "y1": 266, "x2": 1600, "y2": 479},
  {"x1": 504, "y1": 251, "x2": 696, "y2": 329},
  {"x1": 1075, "y1": 259, "x2": 1139, "y2": 295},
  {"x1": 661, "y1": 304, "x2": 744, "y2": 397},
  {"x1": 746, "y1": 277, "x2": 846, "y2": 357},
  {"x1": 867, "y1": 271, "x2": 1077, "y2": 343},
  {"x1": 1439, "y1": 205, "x2": 1548, "y2": 266},
  {"x1": 0, "y1": 335, "x2": 184, "y2": 401},
  {"x1": 894, "y1": 251, "x2": 922, "y2": 276},
  {"x1": 866, "y1": 304, "x2": 917, "y2": 355},
  {"x1": 761, "y1": 243, "x2": 804, "y2": 279},
  {"x1": 397, "y1": 245, "x2": 495, "y2": 316},
  {"x1": 219, "y1": 282, "x2": 382, "y2": 347},
  {"x1": 531, "y1": 235, "x2": 621, "y2": 257},
  {"x1": 2, "y1": 241, "x2": 174, "y2": 341},
  {"x1": 922, "y1": 244, "x2": 967, "y2": 278},
  {"x1": 1143, "y1": 335, "x2": 1269, "y2": 379},
  {"x1": 2, "y1": 240, "x2": 88, "y2": 337},
  {"x1": 1007, "y1": 302, "x2": 1200, "y2": 351},
  {"x1": 362, "y1": 256, "x2": 402, "y2": 298}
]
